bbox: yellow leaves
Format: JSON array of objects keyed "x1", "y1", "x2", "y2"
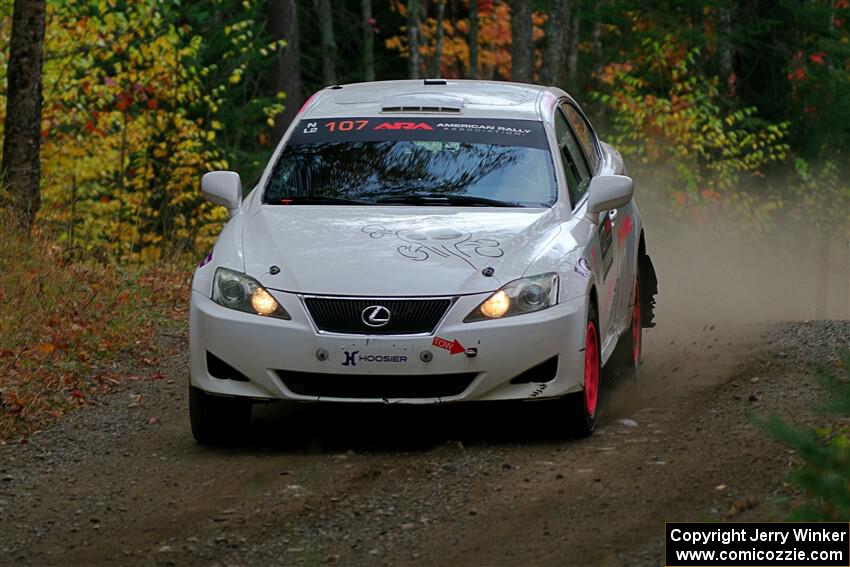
[
  {"x1": 385, "y1": 35, "x2": 404, "y2": 52},
  {"x1": 17, "y1": 0, "x2": 270, "y2": 264}
]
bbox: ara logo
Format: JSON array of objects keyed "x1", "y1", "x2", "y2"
[{"x1": 373, "y1": 121, "x2": 434, "y2": 131}]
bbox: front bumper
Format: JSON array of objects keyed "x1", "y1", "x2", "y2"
[{"x1": 189, "y1": 289, "x2": 588, "y2": 403}]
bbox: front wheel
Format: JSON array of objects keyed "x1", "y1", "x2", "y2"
[
  {"x1": 189, "y1": 386, "x2": 252, "y2": 445},
  {"x1": 564, "y1": 303, "x2": 601, "y2": 437}
]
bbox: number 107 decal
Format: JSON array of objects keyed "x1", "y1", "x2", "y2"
[{"x1": 324, "y1": 119, "x2": 370, "y2": 132}]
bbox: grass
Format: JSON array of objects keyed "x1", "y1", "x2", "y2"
[{"x1": 0, "y1": 220, "x2": 192, "y2": 442}]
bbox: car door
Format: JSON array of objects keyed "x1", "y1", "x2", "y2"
[
  {"x1": 555, "y1": 103, "x2": 618, "y2": 351},
  {"x1": 561, "y1": 101, "x2": 636, "y2": 340}
]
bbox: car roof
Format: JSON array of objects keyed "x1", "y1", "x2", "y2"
[{"x1": 301, "y1": 79, "x2": 572, "y2": 122}]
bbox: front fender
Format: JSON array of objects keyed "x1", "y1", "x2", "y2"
[{"x1": 191, "y1": 215, "x2": 247, "y2": 296}]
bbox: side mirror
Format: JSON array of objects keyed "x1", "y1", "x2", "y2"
[
  {"x1": 202, "y1": 171, "x2": 242, "y2": 214},
  {"x1": 586, "y1": 175, "x2": 634, "y2": 215}
]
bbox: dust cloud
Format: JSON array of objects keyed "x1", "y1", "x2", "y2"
[
  {"x1": 602, "y1": 184, "x2": 849, "y2": 418},
  {"x1": 637, "y1": 189, "x2": 850, "y2": 327}
]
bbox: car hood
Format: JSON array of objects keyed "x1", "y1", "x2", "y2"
[{"x1": 242, "y1": 206, "x2": 560, "y2": 296}]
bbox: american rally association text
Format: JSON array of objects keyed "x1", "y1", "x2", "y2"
[{"x1": 670, "y1": 527, "x2": 848, "y2": 547}]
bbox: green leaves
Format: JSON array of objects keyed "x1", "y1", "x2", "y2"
[{"x1": 761, "y1": 355, "x2": 850, "y2": 521}]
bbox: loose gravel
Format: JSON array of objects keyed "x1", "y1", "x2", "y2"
[{"x1": 0, "y1": 320, "x2": 847, "y2": 566}]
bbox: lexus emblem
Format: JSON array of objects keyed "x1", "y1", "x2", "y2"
[{"x1": 361, "y1": 305, "x2": 391, "y2": 327}]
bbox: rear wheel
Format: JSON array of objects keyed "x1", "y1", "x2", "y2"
[
  {"x1": 189, "y1": 386, "x2": 252, "y2": 445},
  {"x1": 631, "y1": 278, "x2": 642, "y2": 367},
  {"x1": 565, "y1": 303, "x2": 601, "y2": 437}
]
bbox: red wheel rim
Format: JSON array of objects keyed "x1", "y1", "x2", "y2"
[
  {"x1": 632, "y1": 278, "x2": 642, "y2": 367},
  {"x1": 584, "y1": 321, "x2": 599, "y2": 416}
]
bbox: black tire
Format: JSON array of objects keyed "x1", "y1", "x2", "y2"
[
  {"x1": 564, "y1": 302, "x2": 601, "y2": 438},
  {"x1": 189, "y1": 385, "x2": 252, "y2": 445},
  {"x1": 638, "y1": 251, "x2": 658, "y2": 328}
]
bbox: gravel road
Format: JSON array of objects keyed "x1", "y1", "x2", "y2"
[{"x1": 1, "y1": 316, "x2": 847, "y2": 566}]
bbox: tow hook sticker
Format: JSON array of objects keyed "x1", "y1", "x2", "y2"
[{"x1": 432, "y1": 337, "x2": 466, "y2": 355}]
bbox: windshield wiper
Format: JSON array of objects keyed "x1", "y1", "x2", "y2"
[
  {"x1": 376, "y1": 193, "x2": 521, "y2": 207},
  {"x1": 266, "y1": 195, "x2": 373, "y2": 205}
]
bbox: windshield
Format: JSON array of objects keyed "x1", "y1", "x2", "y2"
[{"x1": 264, "y1": 117, "x2": 557, "y2": 207}]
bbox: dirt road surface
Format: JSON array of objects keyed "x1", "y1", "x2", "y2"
[
  {"x1": 2, "y1": 317, "x2": 847, "y2": 566},
  {"x1": 2, "y1": 222, "x2": 849, "y2": 566}
]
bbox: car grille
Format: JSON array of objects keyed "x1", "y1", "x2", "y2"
[
  {"x1": 277, "y1": 371, "x2": 478, "y2": 399},
  {"x1": 303, "y1": 297, "x2": 452, "y2": 335}
]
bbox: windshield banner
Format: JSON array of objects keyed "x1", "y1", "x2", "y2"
[{"x1": 287, "y1": 117, "x2": 549, "y2": 149}]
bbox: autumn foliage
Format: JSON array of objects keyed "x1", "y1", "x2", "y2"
[
  {"x1": 1, "y1": 0, "x2": 283, "y2": 263},
  {"x1": 0, "y1": 218, "x2": 188, "y2": 441},
  {"x1": 387, "y1": 1, "x2": 547, "y2": 80},
  {"x1": 593, "y1": 38, "x2": 790, "y2": 226}
]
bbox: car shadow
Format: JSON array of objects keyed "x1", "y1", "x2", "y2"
[{"x1": 229, "y1": 388, "x2": 620, "y2": 454}]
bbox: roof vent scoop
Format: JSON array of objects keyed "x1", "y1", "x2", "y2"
[{"x1": 381, "y1": 93, "x2": 464, "y2": 114}]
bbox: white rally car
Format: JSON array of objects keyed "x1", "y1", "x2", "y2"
[{"x1": 189, "y1": 79, "x2": 658, "y2": 443}]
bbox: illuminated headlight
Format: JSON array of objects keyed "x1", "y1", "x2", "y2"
[
  {"x1": 212, "y1": 267, "x2": 290, "y2": 319},
  {"x1": 465, "y1": 273, "x2": 559, "y2": 322}
]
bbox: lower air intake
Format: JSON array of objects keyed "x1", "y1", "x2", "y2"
[
  {"x1": 277, "y1": 371, "x2": 477, "y2": 399},
  {"x1": 509, "y1": 356, "x2": 559, "y2": 384}
]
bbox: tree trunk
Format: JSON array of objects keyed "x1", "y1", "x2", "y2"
[
  {"x1": 542, "y1": 0, "x2": 571, "y2": 85},
  {"x1": 815, "y1": 234, "x2": 831, "y2": 318},
  {"x1": 591, "y1": 0, "x2": 605, "y2": 122},
  {"x1": 566, "y1": 2, "x2": 580, "y2": 88},
  {"x1": 432, "y1": 0, "x2": 446, "y2": 77},
  {"x1": 267, "y1": 0, "x2": 303, "y2": 139},
  {"x1": 1, "y1": 0, "x2": 47, "y2": 230},
  {"x1": 469, "y1": 0, "x2": 479, "y2": 79},
  {"x1": 407, "y1": 0, "x2": 420, "y2": 79},
  {"x1": 314, "y1": 0, "x2": 338, "y2": 85},
  {"x1": 718, "y1": 5, "x2": 734, "y2": 96},
  {"x1": 591, "y1": 1, "x2": 603, "y2": 74},
  {"x1": 511, "y1": 0, "x2": 533, "y2": 83},
  {"x1": 842, "y1": 236, "x2": 850, "y2": 320},
  {"x1": 829, "y1": 0, "x2": 836, "y2": 32},
  {"x1": 362, "y1": 0, "x2": 375, "y2": 81}
]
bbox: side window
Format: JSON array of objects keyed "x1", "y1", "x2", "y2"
[
  {"x1": 560, "y1": 102, "x2": 600, "y2": 173},
  {"x1": 554, "y1": 109, "x2": 591, "y2": 207}
]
